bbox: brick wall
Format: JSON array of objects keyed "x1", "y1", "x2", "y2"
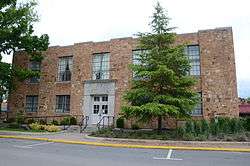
[{"x1": 8, "y1": 27, "x2": 239, "y2": 127}]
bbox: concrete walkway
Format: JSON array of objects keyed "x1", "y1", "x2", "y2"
[{"x1": 0, "y1": 130, "x2": 250, "y2": 152}]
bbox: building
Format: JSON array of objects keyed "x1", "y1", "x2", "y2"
[{"x1": 8, "y1": 27, "x2": 239, "y2": 128}]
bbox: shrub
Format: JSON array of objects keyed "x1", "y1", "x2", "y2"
[
  {"x1": 243, "y1": 118, "x2": 250, "y2": 131},
  {"x1": 183, "y1": 133, "x2": 195, "y2": 141},
  {"x1": 200, "y1": 119, "x2": 210, "y2": 135},
  {"x1": 116, "y1": 117, "x2": 125, "y2": 129},
  {"x1": 6, "y1": 117, "x2": 15, "y2": 123},
  {"x1": 195, "y1": 134, "x2": 207, "y2": 141},
  {"x1": 175, "y1": 127, "x2": 185, "y2": 138},
  {"x1": 8, "y1": 123, "x2": 20, "y2": 129},
  {"x1": 44, "y1": 125, "x2": 60, "y2": 132},
  {"x1": 185, "y1": 121, "x2": 194, "y2": 134},
  {"x1": 16, "y1": 112, "x2": 25, "y2": 124},
  {"x1": 210, "y1": 119, "x2": 219, "y2": 136},
  {"x1": 27, "y1": 119, "x2": 35, "y2": 124},
  {"x1": 39, "y1": 119, "x2": 47, "y2": 125},
  {"x1": 60, "y1": 117, "x2": 70, "y2": 125},
  {"x1": 69, "y1": 116, "x2": 77, "y2": 125},
  {"x1": 51, "y1": 120, "x2": 59, "y2": 125},
  {"x1": 193, "y1": 121, "x2": 202, "y2": 136},
  {"x1": 131, "y1": 124, "x2": 140, "y2": 130},
  {"x1": 29, "y1": 123, "x2": 43, "y2": 131}
]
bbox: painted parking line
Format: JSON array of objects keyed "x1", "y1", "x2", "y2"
[
  {"x1": 13, "y1": 142, "x2": 54, "y2": 149},
  {"x1": 153, "y1": 149, "x2": 183, "y2": 160}
]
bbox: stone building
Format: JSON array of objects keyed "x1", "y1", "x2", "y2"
[{"x1": 8, "y1": 27, "x2": 239, "y2": 128}]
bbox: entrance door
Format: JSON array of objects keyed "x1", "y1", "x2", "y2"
[{"x1": 91, "y1": 95, "x2": 109, "y2": 125}]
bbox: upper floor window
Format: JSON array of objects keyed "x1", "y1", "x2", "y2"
[
  {"x1": 26, "y1": 95, "x2": 38, "y2": 112},
  {"x1": 58, "y1": 56, "x2": 73, "y2": 82},
  {"x1": 191, "y1": 92, "x2": 203, "y2": 116},
  {"x1": 92, "y1": 53, "x2": 110, "y2": 80},
  {"x1": 184, "y1": 45, "x2": 200, "y2": 76},
  {"x1": 29, "y1": 61, "x2": 41, "y2": 83},
  {"x1": 56, "y1": 95, "x2": 70, "y2": 113}
]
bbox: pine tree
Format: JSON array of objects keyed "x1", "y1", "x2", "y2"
[{"x1": 121, "y1": 2, "x2": 199, "y2": 130}]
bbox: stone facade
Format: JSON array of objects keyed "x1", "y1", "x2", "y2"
[{"x1": 8, "y1": 27, "x2": 239, "y2": 128}]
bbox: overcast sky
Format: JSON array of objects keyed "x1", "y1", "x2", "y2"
[{"x1": 2, "y1": 0, "x2": 250, "y2": 97}]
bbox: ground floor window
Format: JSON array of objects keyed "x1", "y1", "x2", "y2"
[
  {"x1": 26, "y1": 95, "x2": 38, "y2": 112},
  {"x1": 56, "y1": 95, "x2": 70, "y2": 113}
]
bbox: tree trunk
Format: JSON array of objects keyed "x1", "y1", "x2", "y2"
[{"x1": 157, "y1": 116, "x2": 162, "y2": 131}]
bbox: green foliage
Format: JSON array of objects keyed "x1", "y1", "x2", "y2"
[
  {"x1": 27, "y1": 118, "x2": 35, "y2": 124},
  {"x1": 121, "y1": 2, "x2": 198, "y2": 130},
  {"x1": 185, "y1": 121, "x2": 194, "y2": 134},
  {"x1": 39, "y1": 119, "x2": 47, "y2": 125},
  {"x1": 15, "y1": 112, "x2": 25, "y2": 124},
  {"x1": 51, "y1": 120, "x2": 59, "y2": 126},
  {"x1": 0, "y1": 0, "x2": 49, "y2": 105},
  {"x1": 116, "y1": 117, "x2": 125, "y2": 128},
  {"x1": 243, "y1": 118, "x2": 250, "y2": 131},
  {"x1": 131, "y1": 124, "x2": 140, "y2": 130},
  {"x1": 60, "y1": 117, "x2": 70, "y2": 125},
  {"x1": 69, "y1": 116, "x2": 77, "y2": 125}
]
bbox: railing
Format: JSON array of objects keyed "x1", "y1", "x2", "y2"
[
  {"x1": 97, "y1": 115, "x2": 114, "y2": 130},
  {"x1": 80, "y1": 116, "x2": 89, "y2": 133}
]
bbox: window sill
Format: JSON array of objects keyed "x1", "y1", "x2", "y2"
[{"x1": 55, "y1": 81, "x2": 71, "y2": 84}]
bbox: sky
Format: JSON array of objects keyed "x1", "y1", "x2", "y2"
[{"x1": 2, "y1": 0, "x2": 250, "y2": 97}]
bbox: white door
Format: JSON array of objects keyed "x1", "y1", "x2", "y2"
[{"x1": 91, "y1": 95, "x2": 109, "y2": 125}]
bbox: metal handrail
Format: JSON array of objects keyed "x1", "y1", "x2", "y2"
[
  {"x1": 97, "y1": 115, "x2": 114, "y2": 130},
  {"x1": 80, "y1": 115, "x2": 89, "y2": 133}
]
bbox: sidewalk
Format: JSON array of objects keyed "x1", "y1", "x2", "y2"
[{"x1": 0, "y1": 130, "x2": 250, "y2": 152}]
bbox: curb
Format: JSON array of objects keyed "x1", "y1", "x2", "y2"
[{"x1": 1, "y1": 135, "x2": 250, "y2": 152}]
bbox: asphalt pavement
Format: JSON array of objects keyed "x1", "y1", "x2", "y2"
[{"x1": 0, "y1": 138, "x2": 249, "y2": 166}]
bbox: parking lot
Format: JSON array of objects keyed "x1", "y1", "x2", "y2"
[{"x1": 0, "y1": 138, "x2": 250, "y2": 166}]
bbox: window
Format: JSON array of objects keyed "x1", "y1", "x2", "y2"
[
  {"x1": 93, "y1": 105, "x2": 99, "y2": 114},
  {"x1": 185, "y1": 45, "x2": 200, "y2": 76},
  {"x1": 94, "y1": 96, "x2": 100, "y2": 102},
  {"x1": 56, "y1": 95, "x2": 70, "y2": 113},
  {"x1": 92, "y1": 53, "x2": 110, "y2": 80},
  {"x1": 191, "y1": 92, "x2": 203, "y2": 116},
  {"x1": 29, "y1": 61, "x2": 41, "y2": 83},
  {"x1": 102, "y1": 105, "x2": 108, "y2": 114},
  {"x1": 26, "y1": 95, "x2": 38, "y2": 112},
  {"x1": 102, "y1": 96, "x2": 108, "y2": 101},
  {"x1": 58, "y1": 56, "x2": 73, "y2": 82}
]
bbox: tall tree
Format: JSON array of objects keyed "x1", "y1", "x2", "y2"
[
  {"x1": 0, "y1": 0, "x2": 49, "y2": 111},
  {"x1": 121, "y1": 2, "x2": 199, "y2": 130}
]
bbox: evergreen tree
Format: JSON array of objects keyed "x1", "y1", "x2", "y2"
[
  {"x1": 0, "y1": 0, "x2": 49, "y2": 111},
  {"x1": 121, "y1": 2, "x2": 199, "y2": 130}
]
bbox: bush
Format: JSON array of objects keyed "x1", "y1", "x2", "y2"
[
  {"x1": 16, "y1": 112, "x2": 25, "y2": 124},
  {"x1": 243, "y1": 118, "x2": 250, "y2": 131},
  {"x1": 44, "y1": 125, "x2": 60, "y2": 132},
  {"x1": 183, "y1": 133, "x2": 195, "y2": 141},
  {"x1": 210, "y1": 119, "x2": 219, "y2": 136},
  {"x1": 200, "y1": 119, "x2": 210, "y2": 135},
  {"x1": 27, "y1": 119, "x2": 35, "y2": 124},
  {"x1": 39, "y1": 119, "x2": 47, "y2": 125},
  {"x1": 8, "y1": 123, "x2": 20, "y2": 129},
  {"x1": 51, "y1": 120, "x2": 59, "y2": 125},
  {"x1": 60, "y1": 117, "x2": 70, "y2": 125},
  {"x1": 69, "y1": 116, "x2": 77, "y2": 125},
  {"x1": 193, "y1": 121, "x2": 202, "y2": 136},
  {"x1": 116, "y1": 117, "x2": 125, "y2": 129},
  {"x1": 185, "y1": 121, "x2": 194, "y2": 134},
  {"x1": 29, "y1": 123, "x2": 43, "y2": 131},
  {"x1": 131, "y1": 124, "x2": 140, "y2": 130},
  {"x1": 175, "y1": 127, "x2": 185, "y2": 138},
  {"x1": 6, "y1": 118, "x2": 15, "y2": 123}
]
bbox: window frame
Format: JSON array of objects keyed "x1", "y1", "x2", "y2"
[
  {"x1": 92, "y1": 52, "x2": 110, "y2": 80},
  {"x1": 55, "y1": 95, "x2": 70, "y2": 113},
  {"x1": 185, "y1": 45, "x2": 201, "y2": 76},
  {"x1": 29, "y1": 61, "x2": 41, "y2": 83},
  {"x1": 57, "y1": 56, "x2": 73, "y2": 82},
  {"x1": 25, "y1": 95, "x2": 38, "y2": 112}
]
